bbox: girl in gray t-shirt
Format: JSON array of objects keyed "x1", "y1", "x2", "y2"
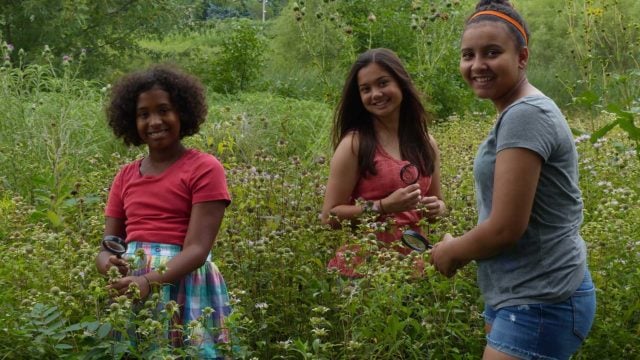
[{"x1": 428, "y1": 1, "x2": 596, "y2": 359}]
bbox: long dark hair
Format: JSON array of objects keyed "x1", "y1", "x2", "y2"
[
  {"x1": 466, "y1": 0, "x2": 530, "y2": 50},
  {"x1": 332, "y1": 48, "x2": 435, "y2": 178}
]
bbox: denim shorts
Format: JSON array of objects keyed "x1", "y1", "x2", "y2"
[{"x1": 483, "y1": 270, "x2": 596, "y2": 360}]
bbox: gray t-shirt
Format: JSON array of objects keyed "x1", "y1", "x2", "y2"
[{"x1": 473, "y1": 95, "x2": 587, "y2": 309}]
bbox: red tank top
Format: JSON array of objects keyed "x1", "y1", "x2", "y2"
[{"x1": 351, "y1": 145, "x2": 432, "y2": 243}]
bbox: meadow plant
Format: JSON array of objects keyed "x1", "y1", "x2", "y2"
[
  {"x1": 0, "y1": 50, "x2": 120, "y2": 230},
  {"x1": 519, "y1": 0, "x2": 640, "y2": 153}
]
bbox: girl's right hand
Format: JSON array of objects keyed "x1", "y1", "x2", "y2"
[{"x1": 381, "y1": 183, "x2": 421, "y2": 214}]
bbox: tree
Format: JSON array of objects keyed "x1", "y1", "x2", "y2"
[{"x1": 0, "y1": 0, "x2": 194, "y2": 76}]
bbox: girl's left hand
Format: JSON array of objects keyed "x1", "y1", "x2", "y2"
[
  {"x1": 428, "y1": 233, "x2": 467, "y2": 277},
  {"x1": 420, "y1": 196, "x2": 445, "y2": 219},
  {"x1": 108, "y1": 275, "x2": 151, "y2": 299}
]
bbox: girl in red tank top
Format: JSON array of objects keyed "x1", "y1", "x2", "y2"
[{"x1": 320, "y1": 48, "x2": 446, "y2": 277}]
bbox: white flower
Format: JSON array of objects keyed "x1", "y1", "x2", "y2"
[{"x1": 255, "y1": 302, "x2": 268, "y2": 309}]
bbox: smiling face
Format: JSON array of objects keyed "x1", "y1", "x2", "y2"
[
  {"x1": 135, "y1": 87, "x2": 181, "y2": 153},
  {"x1": 459, "y1": 22, "x2": 528, "y2": 111},
  {"x1": 357, "y1": 62, "x2": 403, "y2": 123}
]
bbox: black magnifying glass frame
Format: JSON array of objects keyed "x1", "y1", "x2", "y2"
[
  {"x1": 102, "y1": 235, "x2": 127, "y2": 258},
  {"x1": 400, "y1": 163, "x2": 419, "y2": 185},
  {"x1": 401, "y1": 229, "x2": 432, "y2": 253}
]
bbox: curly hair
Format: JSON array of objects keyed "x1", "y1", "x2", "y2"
[
  {"x1": 466, "y1": 0, "x2": 530, "y2": 49},
  {"x1": 106, "y1": 65, "x2": 208, "y2": 146}
]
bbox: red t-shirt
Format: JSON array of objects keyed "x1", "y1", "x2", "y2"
[{"x1": 105, "y1": 149, "x2": 231, "y2": 246}]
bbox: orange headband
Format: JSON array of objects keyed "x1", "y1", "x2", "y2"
[{"x1": 470, "y1": 10, "x2": 528, "y2": 46}]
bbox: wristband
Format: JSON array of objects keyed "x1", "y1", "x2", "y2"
[{"x1": 142, "y1": 274, "x2": 152, "y2": 291}]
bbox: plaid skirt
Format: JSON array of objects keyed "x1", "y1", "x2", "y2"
[{"x1": 126, "y1": 241, "x2": 232, "y2": 359}]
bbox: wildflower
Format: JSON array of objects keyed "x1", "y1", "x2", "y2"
[
  {"x1": 311, "y1": 305, "x2": 329, "y2": 314},
  {"x1": 311, "y1": 328, "x2": 329, "y2": 337},
  {"x1": 574, "y1": 134, "x2": 590, "y2": 144},
  {"x1": 165, "y1": 300, "x2": 178, "y2": 313},
  {"x1": 255, "y1": 302, "x2": 269, "y2": 310},
  {"x1": 107, "y1": 266, "x2": 121, "y2": 278},
  {"x1": 156, "y1": 262, "x2": 168, "y2": 274},
  {"x1": 368, "y1": 13, "x2": 376, "y2": 22},
  {"x1": 6, "y1": 43, "x2": 14, "y2": 52},
  {"x1": 202, "y1": 307, "x2": 215, "y2": 317},
  {"x1": 187, "y1": 320, "x2": 202, "y2": 333}
]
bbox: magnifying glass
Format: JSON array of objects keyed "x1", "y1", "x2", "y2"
[
  {"x1": 401, "y1": 229, "x2": 432, "y2": 252},
  {"x1": 400, "y1": 163, "x2": 419, "y2": 185},
  {"x1": 102, "y1": 235, "x2": 127, "y2": 258}
]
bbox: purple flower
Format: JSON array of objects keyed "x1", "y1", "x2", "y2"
[{"x1": 6, "y1": 43, "x2": 14, "y2": 52}]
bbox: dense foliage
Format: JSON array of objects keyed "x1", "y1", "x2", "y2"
[
  {"x1": 1, "y1": 59, "x2": 639, "y2": 358},
  {"x1": 0, "y1": 0, "x2": 639, "y2": 358}
]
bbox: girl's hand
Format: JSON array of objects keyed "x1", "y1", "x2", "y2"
[
  {"x1": 420, "y1": 196, "x2": 445, "y2": 219},
  {"x1": 107, "y1": 255, "x2": 129, "y2": 276},
  {"x1": 428, "y1": 233, "x2": 468, "y2": 277},
  {"x1": 108, "y1": 275, "x2": 151, "y2": 299},
  {"x1": 381, "y1": 183, "x2": 421, "y2": 213}
]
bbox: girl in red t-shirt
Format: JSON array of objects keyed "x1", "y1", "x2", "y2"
[
  {"x1": 320, "y1": 48, "x2": 446, "y2": 277},
  {"x1": 95, "y1": 65, "x2": 231, "y2": 358}
]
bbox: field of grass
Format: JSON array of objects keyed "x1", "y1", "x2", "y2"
[{"x1": 0, "y1": 61, "x2": 638, "y2": 359}]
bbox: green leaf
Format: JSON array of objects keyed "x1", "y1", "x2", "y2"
[
  {"x1": 63, "y1": 323, "x2": 84, "y2": 332},
  {"x1": 573, "y1": 90, "x2": 600, "y2": 107},
  {"x1": 44, "y1": 312, "x2": 62, "y2": 325},
  {"x1": 590, "y1": 119, "x2": 619, "y2": 143},
  {"x1": 39, "y1": 305, "x2": 59, "y2": 318},
  {"x1": 96, "y1": 323, "x2": 112, "y2": 339},
  {"x1": 84, "y1": 321, "x2": 100, "y2": 332},
  {"x1": 46, "y1": 210, "x2": 63, "y2": 227}
]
